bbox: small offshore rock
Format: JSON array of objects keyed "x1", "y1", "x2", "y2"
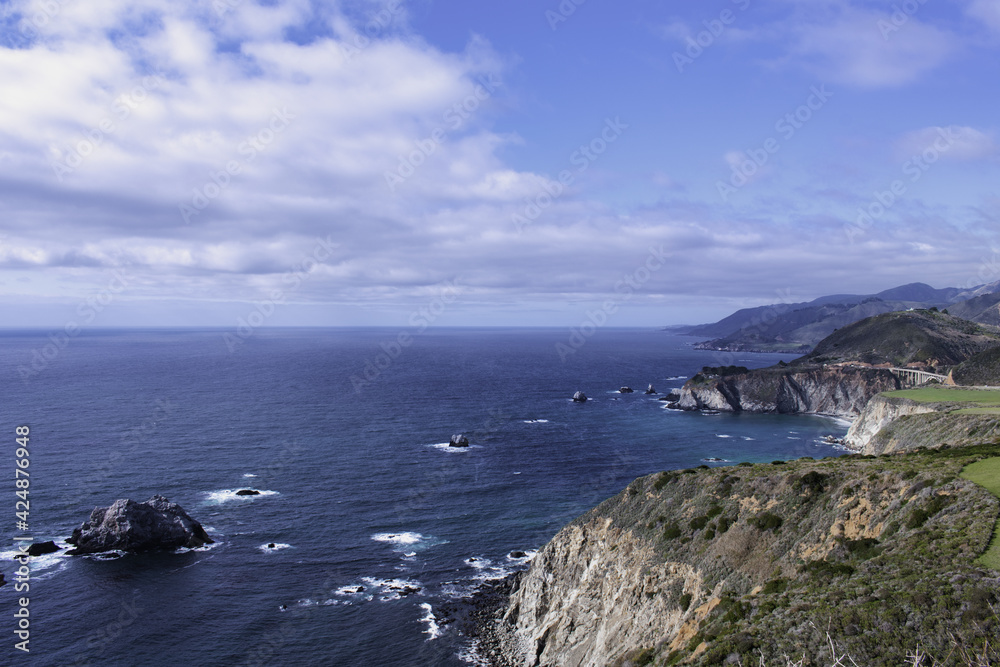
[
  {"x1": 236, "y1": 489, "x2": 261, "y2": 496},
  {"x1": 572, "y1": 391, "x2": 588, "y2": 403},
  {"x1": 510, "y1": 551, "x2": 527, "y2": 559},
  {"x1": 26, "y1": 541, "x2": 61, "y2": 557},
  {"x1": 619, "y1": 387, "x2": 634, "y2": 394},
  {"x1": 450, "y1": 434, "x2": 470, "y2": 448},
  {"x1": 645, "y1": 384, "x2": 657, "y2": 394}
]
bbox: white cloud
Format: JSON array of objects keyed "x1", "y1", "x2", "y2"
[
  {"x1": 784, "y1": 6, "x2": 955, "y2": 87},
  {"x1": 967, "y1": 0, "x2": 1000, "y2": 33},
  {"x1": 896, "y1": 126, "x2": 997, "y2": 161}
]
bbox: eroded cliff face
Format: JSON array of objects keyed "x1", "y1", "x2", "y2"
[
  {"x1": 489, "y1": 450, "x2": 1000, "y2": 666},
  {"x1": 502, "y1": 519, "x2": 704, "y2": 666},
  {"x1": 676, "y1": 366, "x2": 900, "y2": 418},
  {"x1": 844, "y1": 395, "x2": 936, "y2": 454}
]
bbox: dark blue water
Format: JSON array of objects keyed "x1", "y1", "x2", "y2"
[{"x1": 0, "y1": 328, "x2": 847, "y2": 665}]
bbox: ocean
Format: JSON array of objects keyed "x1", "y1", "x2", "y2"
[{"x1": 0, "y1": 328, "x2": 848, "y2": 665}]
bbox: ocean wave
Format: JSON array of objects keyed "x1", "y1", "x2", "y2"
[
  {"x1": 522, "y1": 419, "x2": 549, "y2": 424},
  {"x1": 205, "y1": 489, "x2": 279, "y2": 504},
  {"x1": 243, "y1": 473, "x2": 257, "y2": 478},
  {"x1": 359, "y1": 576, "x2": 424, "y2": 602},
  {"x1": 742, "y1": 436, "x2": 755, "y2": 441},
  {"x1": 420, "y1": 603, "x2": 443, "y2": 640},
  {"x1": 258, "y1": 543, "x2": 292, "y2": 553},
  {"x1": 716, "y1": 434, "x2": 732, "y2": 438}
]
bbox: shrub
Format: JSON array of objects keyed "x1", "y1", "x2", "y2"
[
  {"x1": 738, "y1": 462, "x2": 753, "y2": 467},
  {"x1": 750, "y1": 512, "x2": 783, "y2": 531},
  {"x1": 679, "y1": 593, "x2": 693, "y2": 611},
  {"x1": 794, "y1": 470, "x2": 829, "y2": 494},
  {"x1": 801, "y1": 560, "x2": 855, "y2": 579},
  {"x1": 716, "y1": 516, "x2": 733, "y2": 533},
  {"x1": 762, "y1": 578, "x2": 787, "y2": 595},
  {"x1": 690, "y1": 516, "x2": 709, "y2": 530},
  {"x1": 706, "y1": 505, "x2": 724, "y2": 519},
  {"x1": 663, "y1": 523, "x2": 682, "y2": 540},
  {"x1": 704, "y1": 529, "x2": 716, "y2": 540},
  {"x1": 772, "y1": 460, "x2": 786, "y2": 465},
  {"x1": 844, "y1": 538, "x2": 881, "y2": 560}
]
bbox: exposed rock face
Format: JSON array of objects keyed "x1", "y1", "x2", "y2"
[
  {"x1": 450, "y1": 434, "x2": 470, "y2": 448},
  {"x1": 66, "y1": 495, "x2": 213, "y2": 555},
  {"x1": 844, "y1": 395, "x2": 936, "y2": 453},
  {"x1": 502, "y1": 519, "x2": 703, "y2": 666},
  {"x1": 676, "y1": 366, "x2": 900, "y2": 418},
  {"x1": 572, "y1": 392, "x2": 587, "y2": 403}
]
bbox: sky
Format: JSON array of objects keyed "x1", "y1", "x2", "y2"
[{"x1": 0, "y1": 0, "x2": 998, "y2": 328}]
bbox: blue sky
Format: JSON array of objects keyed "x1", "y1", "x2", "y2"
[{"x1": 1, "y1": 0, "x2": 998, "y2": 328}]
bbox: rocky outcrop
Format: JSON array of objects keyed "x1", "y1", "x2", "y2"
[
  {"x1": 676, "y1": 366, "x2": 900, "y2": 419},
  {"x1": 236, "y1": 489, "x2": 260, "y2": 496},
  {"x1": 66, "y1": 495, "x2": 213, "y2": 555},
  {"x1": 25, "y1": 541, "x2": 60, "y2": 557},
  {"x1": 645, "y1": 384, "x2": 657, "y2": 395},
  {"x1": 450, "y1": 434, "x2": 470, "y2": 448},
  {"x1": 572, "y1": 392, "x2": 587, "y2": 403},
  {"x1": 619, "y1": 387, "x2": 634, "y2": 394}
]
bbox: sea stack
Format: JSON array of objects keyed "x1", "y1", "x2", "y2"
[
  {"x1": 449, "y1": 434, "x2": 470, "y2": 448},
  {"x1": 645, "y1": 384, "x2": 656, "y2": 394},
  {"x1": 572, "y1": 391, "x2": 587, "y2": 403},
  {"x1": 66, "y1": 495, "x2": 214, "y2": 555}
]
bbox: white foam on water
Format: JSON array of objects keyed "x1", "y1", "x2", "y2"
[
  {"x1": 205, "y1": 489, "x2": 279, "y2": 504},
  {"x1": 420, "y1": 603, "x2": 443, "y2": 640},
  {"x1": 787, "y1": 436, "x2": 801, "y2": 440},
  {"x1": 742, "y1": 437, "x2": 755, "y2": 441},
  {"x1": 372, "y1": 532, "x2": 424, "y2": 546},
  {"x1": 258, "y1": 543, "x2": 292, "y2": 553},
  {"x1": 716, "y1": 434, "x2": 732, "y2": 438},
  {"x1": 359, "y1": 576, "x2": 424, "y2": 602},
  {"x1": 512, "y1": 471, "x2": 522, "y2": 475},
  {"x1": 428, "y1": 442, "x2": 477, "y2": 453},
  {"x1": 522, "y1": 419, "x2": 550, "y2": 424},
  {"x1": 243, "y1": 473, "x2": 257, "y2": 478}
]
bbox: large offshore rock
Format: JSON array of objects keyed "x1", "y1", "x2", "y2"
[{"x1": 66, "y1": 495, "x2": 213, "y2": 555}]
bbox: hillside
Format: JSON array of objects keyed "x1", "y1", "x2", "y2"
[
  {"x1": 684, "y1": 282, "x2": 991, "y2": 353},
  {"x1": 483, "y1": 445, "x2": 1000, "y2": 666},
  {"x1": 949, "y1": 291, "x2": 1000, "y2": 327},
  {"x1": 797, "y1": 309, "x2": 1000, "y2": 368},
  {"x1": 953, "y1": 347, "x2": 1000, "y2": 385}
]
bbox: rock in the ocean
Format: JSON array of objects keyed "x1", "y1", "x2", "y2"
[
  {"x1": 572, "y1": 391, "x2": 588, "y2": 403},
  {"x1": 26, "y1": 541, "x2": 60, "y2": 557},
  {"x1": 236, "y1": 489, "x2": 261, "y2": 496},
  {"x1": 619, "y1": 387, "x2": 634, "y2": 394},
  {"x1": 645, "y1": 384, "x2": 656, "y2": 394},
  {"x1": 666, "y1": 391, "x2": 681, "y2": 402},
  {"x1": 66, "y1": 495, "x2": 214, "y2": 555},
  {"x1": 450, "y1": 434, "x2": 470, "y2": 448},
  {"x1": 509, "y1": 551, "x2": 527, "y2": 559}
]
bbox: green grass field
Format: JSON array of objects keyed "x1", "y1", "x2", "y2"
[
  {"x1": 961, "y1": 457, "x2": 1000, "y2": 571},
  {"x1": 884, "y1": 387, "x2": 1000, "y2": 405},
  {"x1": 953, "y1": 407, "x2": 1000, "y2": 415}
]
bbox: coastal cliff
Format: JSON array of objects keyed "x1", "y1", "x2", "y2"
[
  {"x1": 843, "y1": 395, "x2": 937, "y2": 453},
  {"x1": 485, "y1": 446, "x2": 1000, "y2": 666},
  {"x1": 675, "y1": 366, "x2": 900, "y2": 418}
]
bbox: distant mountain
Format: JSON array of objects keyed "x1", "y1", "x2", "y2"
[
  {"x1": 796, "y1": 309, "x2": 1000, "y2": 368},
  {"x1": 947, "y1": 291, "x2": 1000, "y2": 327},
  {"x1": 684, "y1": 282, "x2": 991, "y2": 353}
]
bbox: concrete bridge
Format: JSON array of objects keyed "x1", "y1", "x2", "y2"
[{"x1": 889, "y1": 368, "x2": 952, "y2": 387}]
